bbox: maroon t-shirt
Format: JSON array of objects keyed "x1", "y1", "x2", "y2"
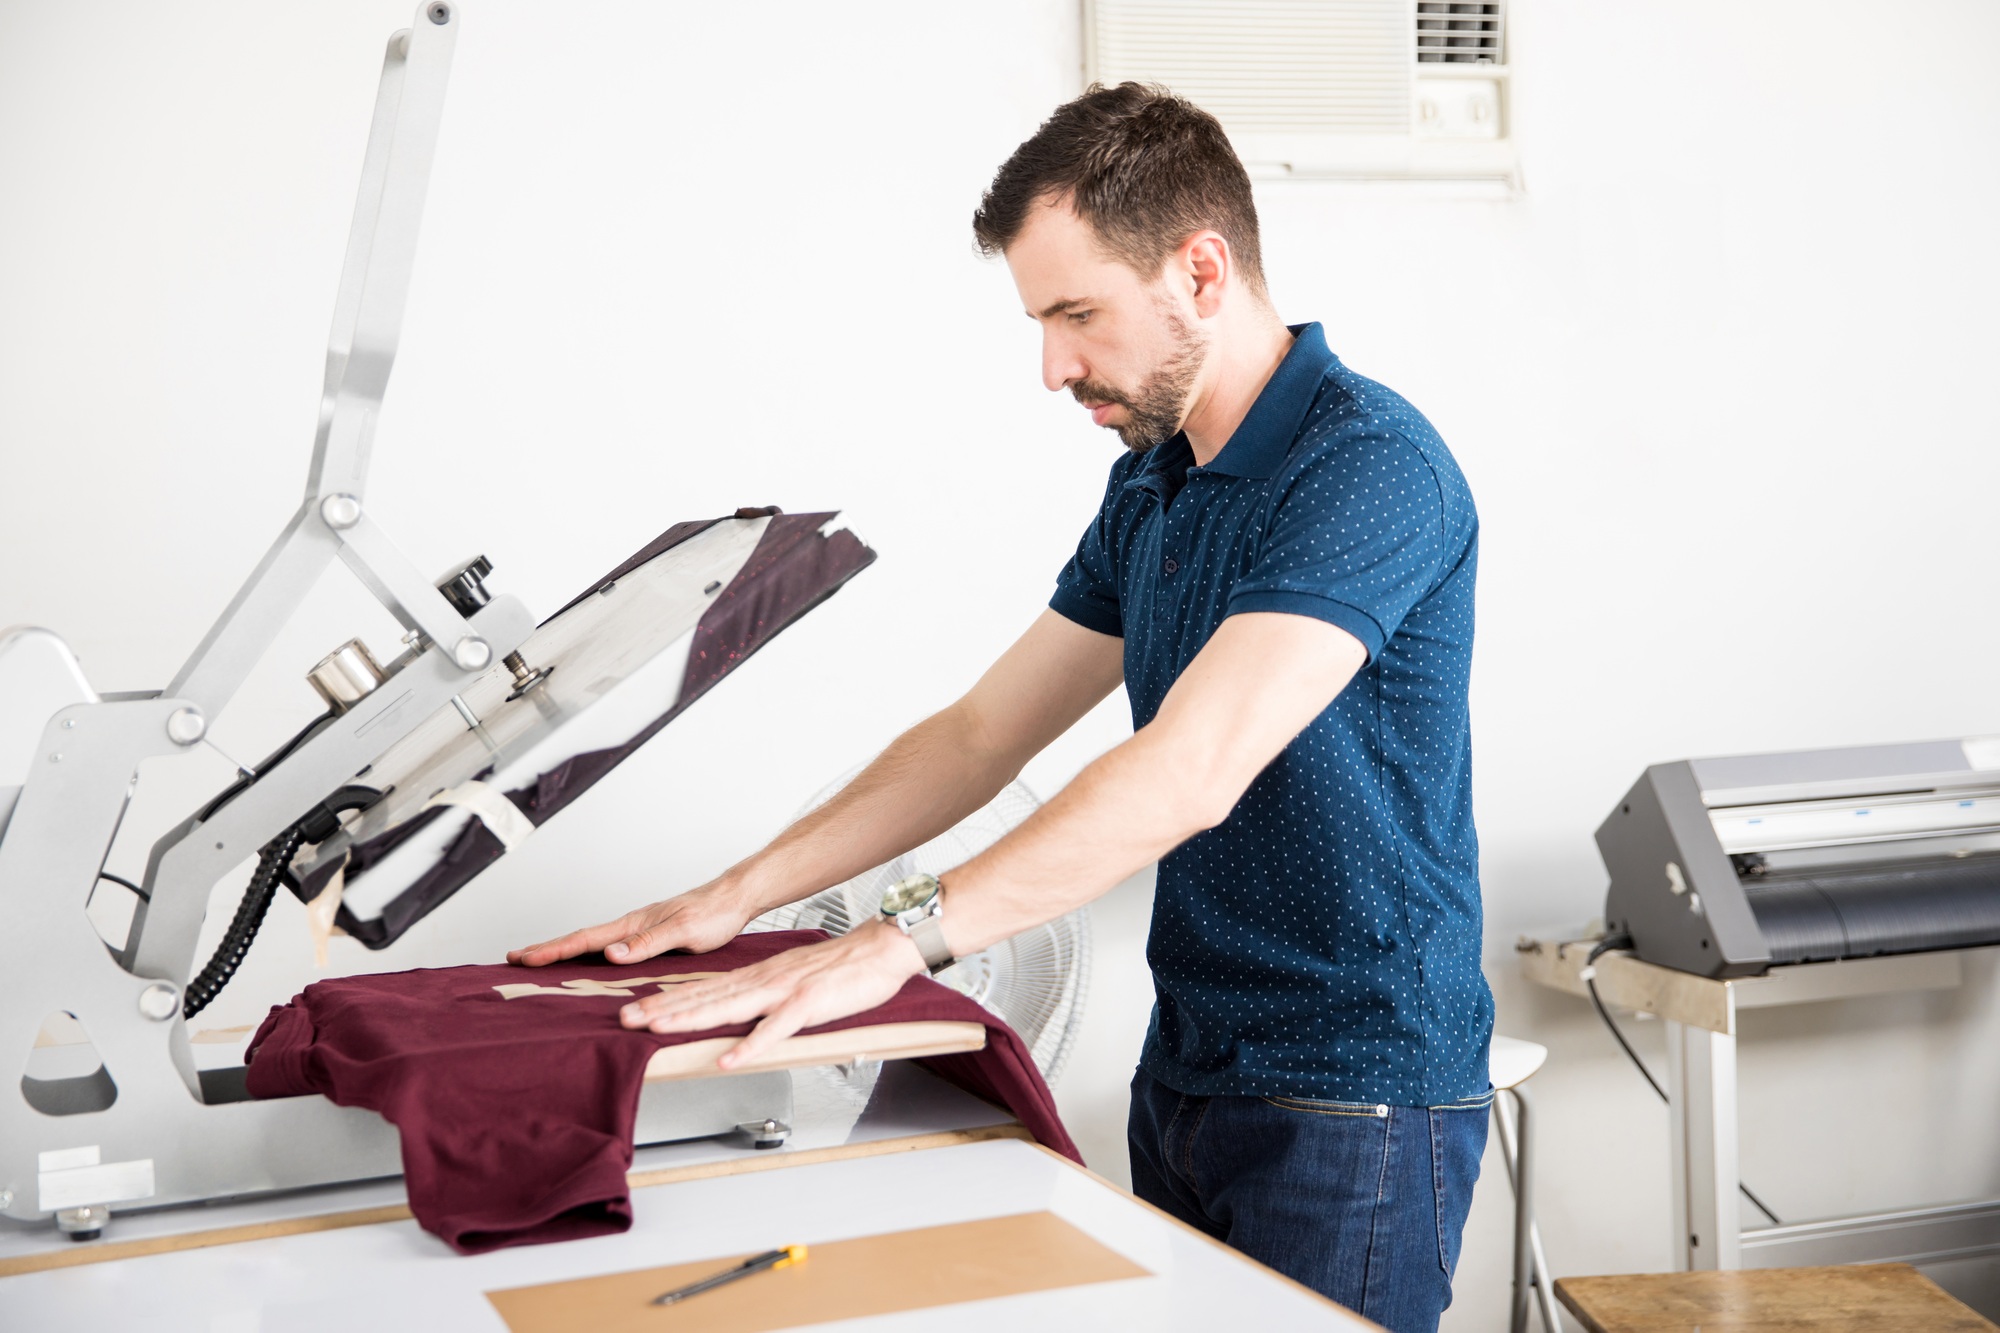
[{"x1": 244, "y1": 931, "x2": 1077, "y2": 1253}]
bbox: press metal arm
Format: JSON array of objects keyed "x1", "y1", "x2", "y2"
[{"x1": 166, "y1": 2, "x2": 491, "y2": 730}]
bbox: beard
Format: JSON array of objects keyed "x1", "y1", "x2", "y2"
[{"x1": 1071, "y1": 311, "x2": 1209, "y2": 453}]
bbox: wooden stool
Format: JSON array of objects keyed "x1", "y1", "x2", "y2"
[{"x1": 1555, "y1": 1263, "x2": 1996, "y2": 1332}]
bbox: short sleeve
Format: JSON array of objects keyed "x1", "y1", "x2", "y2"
[
  {"x1": 1226, "y1": 428, "x2": 1446, "y2": 661},
  {"x1": 1048, "y1": 462, "x2": 1126, "y2": 638}
]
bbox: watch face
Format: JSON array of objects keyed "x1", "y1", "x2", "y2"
[{"x1": 879, "y1": 874, "x2": 937, "y2": 915}]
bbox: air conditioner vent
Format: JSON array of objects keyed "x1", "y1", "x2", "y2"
[
  {"x1": 1090, "y1": 1, "x2": 1411, "y2": 135},
  {"x1": 1416, "y1": 2, "x2": 1503, "y2": 64},
  {"x1": 1084, "y1": 0, "x2": 1519, "y2": 185}
]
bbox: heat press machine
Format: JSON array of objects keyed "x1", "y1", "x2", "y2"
[
  {"x1": 0, "y1": 3, "x2": 880, "y2": 1241},
  {"x1": 1600, "y1": 737, "x2": 2000, "y2": 977}
]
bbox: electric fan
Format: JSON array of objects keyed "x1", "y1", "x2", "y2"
[{"x1": 748, "y1": 771, "x2": 1091, "y2": 1084}]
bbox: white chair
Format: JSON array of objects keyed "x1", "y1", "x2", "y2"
[{"x1": 1490, "y1": 1034, "x2": 1559, "y2": 1333}]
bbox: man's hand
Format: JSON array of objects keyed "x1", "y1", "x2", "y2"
[
  {"x1": 614, "y1": 922, "x2": 927, "y2": 1070},
  {"x1": 506, "y1": 880, "x2": 753, "y2": 967}
]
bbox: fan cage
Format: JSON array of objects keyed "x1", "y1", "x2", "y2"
[{"x1": 748, "y1": 772, "x2": 1092, "y2": 1085}]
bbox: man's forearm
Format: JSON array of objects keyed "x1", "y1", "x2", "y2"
[
  {"x1": 719, "y1": 700, "x2": 1027, "y2": 917},
  {"x1": 934, "y1": 612, "x2": 1368, "y2": 958},
  {"x1": 933, "y1": 720, "x2": 1217, "y2": 956}
]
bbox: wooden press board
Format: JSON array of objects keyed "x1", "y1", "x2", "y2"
[
  {"x1": 42, "y1": 1017, "x2": 989, "y2": 1081},
  {"x1": 485, "y1": 1211, "x2": 1150, "y2": 1332},
  {"x1": 639, "y1": 1021, "x2": 985, "y2": 1079}
]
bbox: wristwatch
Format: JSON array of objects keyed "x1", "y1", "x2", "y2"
[{"x1": 880, "y1": 872, "x2": 954, "y2": 974}]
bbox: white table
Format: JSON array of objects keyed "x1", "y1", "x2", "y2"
[
  {"x1": 0, "y1": 1064, "x2": 1359, "y2": 1328},
  {"x1": 0, "y1": 1139, "x2": 1357, "y2": 1330},
  {"x1": 1520, "y1": 931, "x2": 1999, "y2": 1273}
]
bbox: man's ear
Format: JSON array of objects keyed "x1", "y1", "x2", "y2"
[{"x1": 1183, "y1": 231, "x2": 1231, "y2": 318}]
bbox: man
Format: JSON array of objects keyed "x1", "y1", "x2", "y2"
[{"x1": 512, "y1": 83, "x2": 1492, "y2": 1331}]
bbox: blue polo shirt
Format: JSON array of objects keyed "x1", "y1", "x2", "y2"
[{"x1": 1050, "y1": 323, "x2": 1491, "y2": 1105}]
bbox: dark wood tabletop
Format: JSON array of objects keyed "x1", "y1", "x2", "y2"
[{"x1": 1555, "y1": 1263, "x2": 1996, "y2": 1332}]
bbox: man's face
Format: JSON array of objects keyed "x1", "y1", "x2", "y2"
[{"x1": 1005, "y1": 199, "x2": 1209, "y2": 453}]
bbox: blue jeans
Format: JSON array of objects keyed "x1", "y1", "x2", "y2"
[{"x1": 1127, "y1": 1069, "x2": 1488, "y2": 1332}]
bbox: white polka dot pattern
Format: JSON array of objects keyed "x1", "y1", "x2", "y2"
[{"x1": 1050, "y1": 323, "x2": 1493, "y2": 1104}]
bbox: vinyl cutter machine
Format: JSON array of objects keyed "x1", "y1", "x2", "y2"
[
  {"x1": 1601, "y1": 737, "x2": 2000, "y2": 977},
  {"x1": 0, "y1": 4, "x2": 882, "y2": 1242}
]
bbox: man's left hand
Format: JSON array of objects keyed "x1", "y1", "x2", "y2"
[{"x1": 619, "y1": 921, "x2": 927, "y2": 1070}]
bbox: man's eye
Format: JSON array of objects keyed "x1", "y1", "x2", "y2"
[{"x1": 1069, "y1": 310, "x2": 1092, "y2": 325}]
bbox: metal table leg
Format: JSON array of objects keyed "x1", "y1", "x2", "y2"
[{"x1": 1665, "y1": 1018, "x2": 1740, "y2": 1269}]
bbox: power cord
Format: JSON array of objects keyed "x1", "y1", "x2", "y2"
[
  {"x1": 96, "y1": 872, "x2": 149, "y2": 903},
  {"x1": 1582, "y1": 933, "x2": 1784, "y2": 1227},
  {"x1": 182, "y1": 784, "x2": 382, "y2": 1020},
  {"x1": 182, "y1": 821, "x2": 305, "y2": 1020},
  {"x1": 195, "y1": 709, "x2": 337, "y2": 823}
]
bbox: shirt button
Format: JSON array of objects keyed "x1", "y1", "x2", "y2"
[{"x1": 1163, "y1": 556, "x2": 1179, "y2": 574}]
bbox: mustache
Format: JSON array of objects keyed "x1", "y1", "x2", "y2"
[{"x1": 1070, "y1": 380, "x2": 1133, "y2": 410}]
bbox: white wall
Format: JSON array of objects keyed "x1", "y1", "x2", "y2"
[{"x1": 4, "y1": 1, "x2": 1999, "y2": 1325}]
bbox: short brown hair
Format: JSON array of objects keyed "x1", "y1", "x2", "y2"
[{"x1": 972, "y1": 82, "x2": 1265, "y2": 293}]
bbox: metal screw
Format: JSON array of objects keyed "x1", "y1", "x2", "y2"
[
  {"x1": 0, "y1": 1188, "x2": 13, "y2": 1209},
  {"x1": 166, "y1": 707, "x2": 207, "y2": 746},
  {"x1": 48, "y1": 752, "x2": 61, "y2": 763},
  {"x1": 319, "y1": 493, "x2": 362, "y2": 530},
  {"x1": 62, "y1": 718, "x2": 76, "y2": 729},
  {"x1": 452, "y1": 636, "x2": 492, "y2": 671},
  {"x1": 138, "y1": 983, "x2": 181, "y2": 1022},
  {"x1": 428, "y1": 2, "x2": 451, "y2": 23}
]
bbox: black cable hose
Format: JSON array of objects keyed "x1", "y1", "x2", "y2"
[
  {"x1": 96, "y1": 872, "x2": 149, "y2": 903},
  {"x1": 1584, "y1": 971, "x2": 1666, "y2": 1099},
  {"x1": 181, "y1": 821, "x2": 307, "y2": 1021},
  {"x1": 1584, "y1": 934, "x2": 1784, "y2": 1228}
]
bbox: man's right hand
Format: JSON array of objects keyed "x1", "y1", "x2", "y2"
[{"x1": 505, "y1": 880, "x2": 755, "y2": 968}]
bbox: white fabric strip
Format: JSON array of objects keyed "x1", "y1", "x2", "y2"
[
  {"x1": 422, "y1": 779, "x2": 536, "y2": 851},
  {"x1": 305, "y1": 856, "x2": 347, "y2": 969}
]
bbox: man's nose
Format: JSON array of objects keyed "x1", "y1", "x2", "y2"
[{"x1": 1041, "y1": 330, "x2": 1086, "y2": 394}]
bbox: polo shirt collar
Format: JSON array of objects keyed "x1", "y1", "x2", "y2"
[
  {"x1": 1201, "y1": 322, "x2": 1337, "y2": 479},
  {"x1": 1122, "y1": 323, "x2": 1335, "y2": 496},
  {"x1": 1125, "y1": 434, "x2": 1194, "y2": 501}
]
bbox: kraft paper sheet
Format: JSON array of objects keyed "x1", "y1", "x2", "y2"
[{"x1": 485, "y1": 1210, "x2": 1149, "y2": 1332}]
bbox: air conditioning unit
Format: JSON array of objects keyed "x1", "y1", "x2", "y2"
[{"x1": 1085, "y1": 0, "x2": 1518, "y2": 185}]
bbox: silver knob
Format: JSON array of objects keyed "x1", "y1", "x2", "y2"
[
  {"x1": 320, "y1": 493, "x2": 363, "y2": 530},
  {"x1": 138, "y1": 982, "x2": 180, "y2": 1022},
  {"x1": 166, "y1": 708, "x2": 207, "y2": 746},
  {"x1": 452, "y1": 636, "x2": 492, "y2": 671}
]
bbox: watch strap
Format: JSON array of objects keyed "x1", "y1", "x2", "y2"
[{"x1": 906, "y1": 909, "x2": 954, "y2": 974}]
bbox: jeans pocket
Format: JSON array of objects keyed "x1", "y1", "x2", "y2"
[
  {"x1": 1258, "y1": 1095, "x2": 1391, "y2": 1118},
  {"x1": 1429, "y1": 1100, "x2": 1488, "y2": 1279}
]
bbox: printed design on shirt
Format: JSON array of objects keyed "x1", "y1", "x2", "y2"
[{"x1": 491, "y1": 972, "x2": 727, "y2": 1000}]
